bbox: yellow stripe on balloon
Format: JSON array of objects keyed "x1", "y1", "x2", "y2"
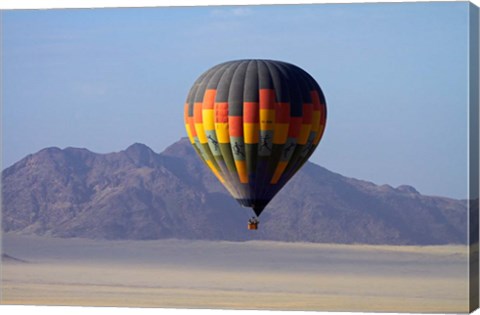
[
  {"x1": 273, "y1": 123, "x2": 289, "y2": 144},
  {"x1": 311, "y1": 111, "x2": 321, "y2": 132},
  {"x1": 297, "y1": 124, "x2": 312, "y2": 145},
  {"x1": 194, "y1": 123, "x2": 208, "y2": 144},
  {"x1": 244, "y1": 123, "x2": 259, "y2": 144},
  {"x1": 185, "y1": 124, "x2": 195, "y2": 144},
  {"x1": 314, "y1": 123, "x2": 326, "y2": 145},
  {"x1": 270, "y1": 161, "x2": 288, "y2": 184},
  {"x1": 234, "y1": 160, "x2": 248, "y2": 184},
  {"x1": 206, "y1": 160, "x2": 225, "y2": 184},
  {"x1": 203, "y1": 109, "x2": 215, "y2": 130},
  {"x1": 260, "y1": 109, "x2": 275, "y2": 130},
  {"x1": 215, "y1": 123, "x2": 230, "y2": 144}
]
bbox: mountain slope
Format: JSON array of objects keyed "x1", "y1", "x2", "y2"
[{"x1": 1, "y1": 138, "x2": 468, "y2": 244}]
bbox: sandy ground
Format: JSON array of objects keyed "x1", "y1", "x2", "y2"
[{"x1": 0, "y1": 233, "x2": 471, "y2": 313}]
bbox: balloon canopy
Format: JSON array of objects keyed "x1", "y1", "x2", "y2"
[{"x1": 184, "y1": 59, "x2": 327, "y2": 217}]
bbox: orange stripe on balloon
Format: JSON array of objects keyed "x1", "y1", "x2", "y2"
[
  {"x1": 194, "y1": 102, "x2": 203, "y2": 123},
  {"x1": 215, "y1": 102, "x2": 228, "y2": 123},
  {"x1": 259, "y1": 89, "x2": 275, "y2": 110},
  {"x1": 229, "y1": 116, "x2": 243, "y2": 137},
  {"x1": 188, "y1": 117, "x2": 197, "y2": 137},
  {"x1": 203, "y1": 89, "x2": 216, "y2": 110},
  {"x1": 244, "y1": 102, "x2": 259, "y2": 123},
  {"x1": 183, "y1": 103, "x2": 189, "y2": 124}
]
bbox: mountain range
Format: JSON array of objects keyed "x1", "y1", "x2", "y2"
[{"x1": 1, "y1": 138, "x2": 470, "y2": 245}]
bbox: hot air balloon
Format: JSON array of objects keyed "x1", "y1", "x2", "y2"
[{"x1": 183, "y1": 59, "x2": 327, "y2": 229}]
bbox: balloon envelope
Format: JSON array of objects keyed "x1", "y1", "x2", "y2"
[{"x1": 184, "y1": 60, "x2": 327, "y2": 216}]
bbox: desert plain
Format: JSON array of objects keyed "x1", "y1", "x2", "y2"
[{"x1": 1, "y1": 233, "x2": 472, "y2": 313}]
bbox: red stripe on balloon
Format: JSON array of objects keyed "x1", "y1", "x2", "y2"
[
  {"x1": 215, "y1": 102, "x2": 229, "y2": 123},
  {"x1": 229, "y1": 116, "x2": 243, "y2": 137},
  {"x1": 244, "y1": 102, "x2": 259, "y2": 123},
  {"x1": 275, "y1": 102, "x2": 290, "y2": 123},
  {"x1": 259, "y1": 89, "x2": 275, "y2": 110},
  {"x1": 302, "y1": 104, "x2": 313, "y2": 124},
  {"x1": 288, "y1": 117, "x2": 302, "y2": 137},
  {"x1": 194, "y1": 102, "x2": 203, "y2": 123}
]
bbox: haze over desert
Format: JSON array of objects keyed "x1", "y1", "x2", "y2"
[{"x1": 1, "y1": 233, "x2": 471, "y2": 313}]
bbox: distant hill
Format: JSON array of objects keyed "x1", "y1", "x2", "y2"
[
  {"x1": 2, "y1": 253, "x2": 28, "y2": 263},
  {"x1": 1, "y1": 138, "x2": 469, "y2": 245}
]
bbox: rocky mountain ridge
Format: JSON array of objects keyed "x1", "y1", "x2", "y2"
[{"x1": 1, "y1": 138, "x2": 468, "y2": 244}]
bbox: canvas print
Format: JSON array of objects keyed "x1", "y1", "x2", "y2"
[{"x1": 1, "y1": 1, "x2": 479, "y2": 314}]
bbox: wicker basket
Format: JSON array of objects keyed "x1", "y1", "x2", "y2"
[{"x1": 248, "y1": 222, "x2": 258, "y2": 230}]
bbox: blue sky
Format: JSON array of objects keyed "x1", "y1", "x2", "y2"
[{"x1": 2, "y1": 2, "x2": 472, "y2": 198}]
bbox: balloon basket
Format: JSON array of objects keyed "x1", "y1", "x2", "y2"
[{"x1": 248, "y1": 222, "x2": 258, "y2": 230}]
